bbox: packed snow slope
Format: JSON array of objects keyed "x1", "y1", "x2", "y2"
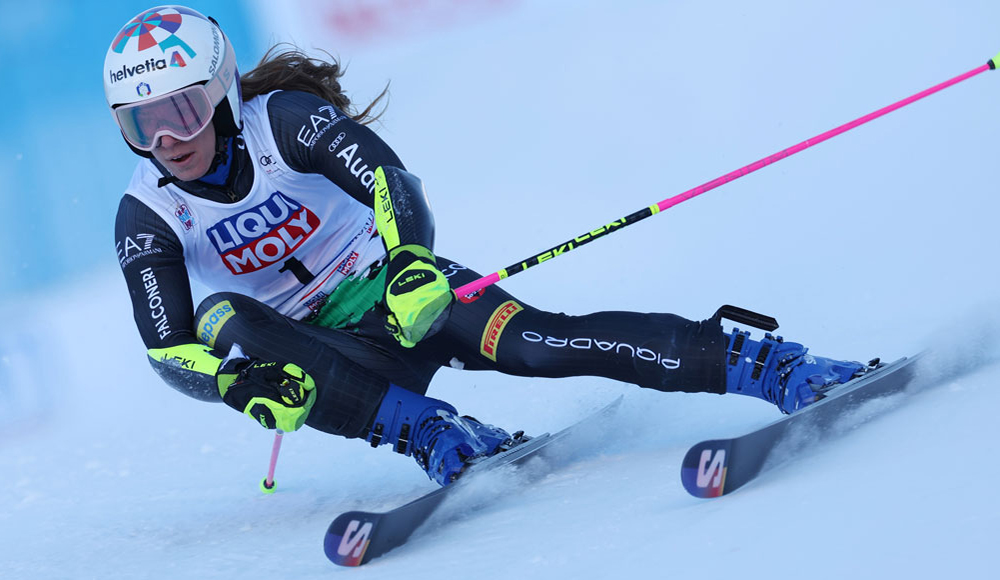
[{"x1": 3, "y1": 1, "x2": 999, "y2": 579}]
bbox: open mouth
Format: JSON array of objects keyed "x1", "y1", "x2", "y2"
[{"x1": 170, "y1": 152, "x2": 194, "y2": 164}]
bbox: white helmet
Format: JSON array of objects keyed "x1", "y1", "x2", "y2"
[{"x1": 103, "y1": 6, "x2": 241, "y2": 155}]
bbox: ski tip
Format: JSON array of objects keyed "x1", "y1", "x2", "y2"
[
  {"x1": 680, "y1": 441, "x2": 730, "y2": 498},
  {"x1": 325, "y1": 512, "x2": 377, "y2": 567},
  {"x1": 990, "y1": 50, "x2": 1000, "y2": 70}
]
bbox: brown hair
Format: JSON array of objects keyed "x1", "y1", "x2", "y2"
[{"x1": 239, "y1": 44, "x2": 387, "y2": 125}]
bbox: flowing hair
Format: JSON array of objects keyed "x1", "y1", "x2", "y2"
[{"x1": 239, "y1": 44, "x2": 387, "y2": 125}]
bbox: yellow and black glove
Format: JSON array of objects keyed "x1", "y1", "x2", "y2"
[
  {"x1": 373, "y1": 165, "x2": 453, "y2": 348},
  {"x1": 383, "y1": 244, "x2": 454, "y2": 348},
  {"x1": 217, "y1": 356, "x2": 316, "y2": 431}
]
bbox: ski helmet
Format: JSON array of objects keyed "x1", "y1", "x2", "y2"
[{"x1": 103, "y1": 5, "x2": 241, "y2": 156}]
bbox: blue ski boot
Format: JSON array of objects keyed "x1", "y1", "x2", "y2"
[
  {"x1": 725, "y1": 329, "x2": 865, "y2": 414},
  {"x1": 366, "y1": 384, "x2": 516, "y2": 486}
]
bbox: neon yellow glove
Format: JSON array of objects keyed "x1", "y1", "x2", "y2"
[
  {"x1": 384, "y1": 244, "x2": 454, "y2": 348},
  {"x1": 217, "y1": 358, "x2": 316, "y2": 431}
]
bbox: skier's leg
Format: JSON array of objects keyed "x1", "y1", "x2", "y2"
[
  {"x1": 432, "y1": 259, "x2": 864, "y2": 413},
  {"x1": 431, "y1": 259, "x2": 728, "y2": 394},
  {"x1": 365, "y1": 384, "x2": 516, "y2": 485},
  {"x1": 194, "y1": 292, "x2": 393, "y2": 437},
  {"x1": 194, "y1": 292, "x2": 518, "y2": 482}
]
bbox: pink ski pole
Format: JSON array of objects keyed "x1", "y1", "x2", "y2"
[
  {"x1": 454, "y1": 53, "x2": 1000, "y2": 302},
  {"x1": 260, "y1": 429, "x2": 284, "y2": 494}
]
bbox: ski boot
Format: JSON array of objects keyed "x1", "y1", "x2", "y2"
[
  {"x1": 725, "y1": 329, "x2": 866, "y2": 414},
  {"x1": 366, "y1": 384, "x2": 519, "y2": 486}
]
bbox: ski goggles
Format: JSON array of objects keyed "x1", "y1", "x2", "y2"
[{"x1": 114, "y1": 84, "x2": 216, "y2": 151}]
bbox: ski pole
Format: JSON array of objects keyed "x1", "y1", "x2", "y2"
[
  {"x1": 454, "y1": 52, "x2": 1000, "y2": 302},
  {"x1": 260, "y1": 429, "x2": 284, "y2": 494}
]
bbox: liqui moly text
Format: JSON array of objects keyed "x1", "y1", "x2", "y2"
[{"x1": 206, "y1": 192, "x2": 321, "y2": 275}]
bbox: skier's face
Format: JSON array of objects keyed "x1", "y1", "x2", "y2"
[{"x1": 150, "y1": 122, "x2": 218, "y2": 182}]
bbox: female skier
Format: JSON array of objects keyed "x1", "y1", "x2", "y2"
[{"x1": 107, "y1": 6, "x2": 864, "y2": 486}]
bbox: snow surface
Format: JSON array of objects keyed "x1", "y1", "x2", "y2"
[{"x1": 3, "y1": 1, "x2": 1000, "y2": 578}]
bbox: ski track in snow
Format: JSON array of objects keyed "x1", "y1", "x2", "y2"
[{"x1": 4, "y1": 1, "x2": 1000, "y2": 578}]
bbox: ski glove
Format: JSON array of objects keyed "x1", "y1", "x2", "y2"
[
  {"x1": 217, "y1": 356, "x2": 316, "y2": 431},
  {"x1": 384, "y1": 244, "x2": 454, "y2": 348}
]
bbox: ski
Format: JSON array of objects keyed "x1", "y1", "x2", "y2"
[
  {"x1": 324, "y1": 396, "x2": 623, "y2": 566},
  {"x1": 681, "y1": 354, "x2": 921, "y2": 498}
]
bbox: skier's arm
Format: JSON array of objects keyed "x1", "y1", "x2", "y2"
[
  {"x1": 116, "y1": 194, "x2": 322, "y2": 430},
  {"x1": 267, "y1": 90, "x2": 405, "y2": 208},
  {"x1": 266, "y1": 90, "x2": 437, "y2": 250},
  {"x1": 374, "y1": 166, "x2": 453, "y2": 347},
  {"x1": 116, "y1": 194, "x2": 224, "y2": 401},
  {"x1": 267, "y1": 91, "x2": 450, "y2": 346}
]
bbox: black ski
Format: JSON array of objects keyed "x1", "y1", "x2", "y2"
[
  {"x1": 324, "y1": 397, "x2": 622, "y2": 566},
  {"x1": 681, "y1": 355, "x2": 920, "y2": 498}
]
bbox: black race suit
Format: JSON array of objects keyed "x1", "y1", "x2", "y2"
[{"x1": 115, "y1": 90, "x2": 727, "y2": 439}]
